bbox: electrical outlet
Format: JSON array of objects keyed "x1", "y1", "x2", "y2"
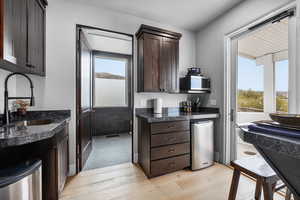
[{"x1": 210, "y1": 99, "x2": 217, "y2": 106}]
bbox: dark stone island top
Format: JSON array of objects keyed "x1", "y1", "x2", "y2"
[
  {"x1": 0, "y1": 110, "x2": 70, "y2": 148},
  {"x1": 136, "y1": 107, "x2": 219, "y2": 123},
  {"x1": 240, "y1": 125, "x2": 300, "y2": 198},
  {"x1": 240, "y1": 125, "x2": 300, "y2": 159}
]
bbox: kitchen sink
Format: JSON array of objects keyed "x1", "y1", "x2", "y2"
[{"x1": 15, "y1": 119, "x2": 54, "y2": 126}]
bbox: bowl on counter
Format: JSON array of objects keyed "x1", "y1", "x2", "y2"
[{"x1": 269, "y1": 113, "x2": 300, "y2": 127}]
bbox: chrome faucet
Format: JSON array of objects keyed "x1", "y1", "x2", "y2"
[{"x1": 3, "y1": 72, "x2": 35, "y2": 125}]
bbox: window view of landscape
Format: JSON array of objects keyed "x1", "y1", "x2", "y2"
[
  {"x1": 275, "y1": 60, "x2": 288, "y2": 113},
  {"x1": 237, "y1": 56, "x2": 289, "y2": 113},
  {"x1": 94, "y1": 57, "x2": 127, "y2": 107},
  {"x1": 237, "y1": 56, "x2": 264, "y2": 112}
]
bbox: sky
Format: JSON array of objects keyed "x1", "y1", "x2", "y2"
[
  {"x1": 95, "y1": 57, "x2": 126, "y2": 76},
  {"x1": 238, "y1": 56, "x2": 288, "y2": 92}
]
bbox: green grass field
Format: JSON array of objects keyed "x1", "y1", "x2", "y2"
[{"x1": 237, "y1": 89, "x2": 288, "y2": 113}]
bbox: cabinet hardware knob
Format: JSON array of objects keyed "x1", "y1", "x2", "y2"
[
  {"x1": 167, "y1": 137, "x2": 176, "y2": 141},
  {"x1": 168, "y1": 148, "x2": 175, "y2": 152},
  {"x1": 26, "y1": 63, "x2": 35, "y2": 68}
]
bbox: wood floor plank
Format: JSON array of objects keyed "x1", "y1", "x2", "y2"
[{"x1": 60, "y1": 163, "x2": 285, "y2": 200}]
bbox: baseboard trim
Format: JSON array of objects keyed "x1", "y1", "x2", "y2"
[{"x1": 133, "y1": 153, "x2": 138, "y2": 163}]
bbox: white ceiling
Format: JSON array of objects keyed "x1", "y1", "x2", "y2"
[
  {"x1": 83, "y1": 29, "x2": 132, "y2": 55},
  {"x1": 238, "y1": 18, "x2": 288, "y2": 59},
  {"x1": 70, "y1": 0, "x2": 245, "y2": 31}
]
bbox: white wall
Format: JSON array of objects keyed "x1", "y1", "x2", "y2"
[
  {"x1": 195, "y1": 0, "x2": 294, "y2": 162},
  {"x1": 0, "y1": 69, "x2": 16, "y2": 114},
  {"x1": 15, "y1": 0, "x2": 196, "y2": 173},
  {"x1": 86, "y1": 34, "x2": 133, "y2": 55}
]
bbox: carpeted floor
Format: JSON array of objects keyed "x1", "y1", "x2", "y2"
[{"x1": 83, "y1": 133, "x2": 132, "y2": 171}]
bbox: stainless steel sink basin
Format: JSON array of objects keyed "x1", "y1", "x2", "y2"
[{"x1": 15, "y1": 119, "x2": 54, "y2": 126}]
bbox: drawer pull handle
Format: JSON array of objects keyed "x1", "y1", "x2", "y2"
[
  {"x1": 167, "y1": 137, "x2": 176, "y2": 141},
  {"x1": 26, "y1": 63, "x2": 35, "y2": 68},
  {"x1": 168, "y1": 148, "x2": 175, "y2": 153},
  {"x1": 168, "y1": 125, "x2": 176, "y2": 129}
]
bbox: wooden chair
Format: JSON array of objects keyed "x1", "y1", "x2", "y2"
[{"x1": 228, "y1": 156, "x2": 292, "y2": 200}]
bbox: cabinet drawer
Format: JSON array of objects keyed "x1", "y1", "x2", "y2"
[
  {"x1": 151, "y1": 154, "x2": 190, "y2": 177},
  {"x1": 151, "y1": 121, "x2": 189, "y2": 134},
  {"x1": 151, "y1": 131, "x2": 190, "y2": 147},
  {"x1": 151, "y1": 143, "x2": 190, "y2": 161}
]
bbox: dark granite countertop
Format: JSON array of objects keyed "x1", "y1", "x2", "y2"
[
  {"x1": 0, "y1": 110, "x2": 70, "y2": 148},
  {"x1": 240, "y1": 125, "x2": 300, "y2": 159},
  {"x1": 136, "y1": 107, "x2": 219, "y2": 123},
  {"x1": 240, "y1": 124, "x2": 300, "y2": 198}
]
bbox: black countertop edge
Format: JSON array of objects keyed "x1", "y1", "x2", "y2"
[
  {"x1": 240, "y1": 127, "x2": 300, "y2": 159},
  {"x1": 135, "y1": 107, "x2": 219, "y2": 123}
]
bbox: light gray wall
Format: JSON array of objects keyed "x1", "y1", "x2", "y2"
[
  {"x1": 15, "y1": 0, "x2": 196, "y2": 173},
  {"x1": 0, "y1": 69, "x2": 16, "y2": 114},
  {"x1": 195, "y1": 0, "x2": 294, "y2": 162}
]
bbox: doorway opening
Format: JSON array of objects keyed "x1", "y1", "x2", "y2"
[
  {"x1": 236, "y1": 17, "x2": 289, "y2": 159},
  {"x1": 224, "y1": 4, "x2": 296, "y2": 163},
  {"x1": 76, "y1": 25, "x2": 134, "y2": 172}
]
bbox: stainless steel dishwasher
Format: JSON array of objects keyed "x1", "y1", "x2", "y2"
[
  {"x1": 191, "y1": 120, "x2": 214, "y2": 170},
  {"x1": 0, "y1": 160, "x2": 42, "y2": 200}
]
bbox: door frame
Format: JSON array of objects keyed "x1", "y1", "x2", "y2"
[
  {"x1": 75, "y1": 24, "x2": 135, "y2": 174},
  {"x1": 223, "y1": 2, "x2": 297, "y2": 164}
]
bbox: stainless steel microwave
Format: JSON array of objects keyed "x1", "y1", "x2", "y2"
[{"x1": 180, "y1": 75, "x2": 211, "y2": 93}]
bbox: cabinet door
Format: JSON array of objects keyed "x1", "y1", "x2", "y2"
[
  {"x1": 12, "y1": 0, "x2": 27, "y2": 67},
  {"x1": 2, "y1": 0, "x2": 27, "y2": 66},
  {"x1": 57, "y1": 135, "x2": 69, "y2": 194},
  {"x1": 143, "y1": 33, "x2": 161, "y2": 92},
  {"x1": 161, "y1": 37, "x2": 179, "y2": 93},
  {"x1": 27, "y1": 0, "x2": 45, "y2": 75}
]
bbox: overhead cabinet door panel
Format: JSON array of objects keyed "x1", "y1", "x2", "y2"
[
  {"x1": 3, "y1": 0, "x2": 27, "y2": 65},
  {"x1": 143, "y1": 33, "x2": 161, "y2": 92},
  {"x1": 13, "y1": 0, "x2": 27, "y2": 67},
  {"x1": 161, "y1": 37, "x2": 179, "y2": 93},
  {"x1": 0, "y1": 0, "x2": 46, "y2": 75},
  {"x1": 136, "y1": 25, "x2": 181, "y2": 93},
  {"x1": 27, "y1": 0, "x2": 45, "y2": 75}
]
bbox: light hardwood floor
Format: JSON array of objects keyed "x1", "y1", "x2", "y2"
[{"x1": 60, "y1": 163, "x2": 284, "y2": 200}]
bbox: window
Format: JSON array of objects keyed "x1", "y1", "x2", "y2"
[
  {"x1": 275, "y1": 60, "x2": 289, "y2": 113},
  {"x1": 237, "y1": 56, "x2": 264, "y2": 112},
  {"x1": 93, "y1": 54, "x2": 129, "y2": 107}
]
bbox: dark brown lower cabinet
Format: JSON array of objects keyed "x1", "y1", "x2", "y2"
[
  {"x1": 34, "y1": 125, "x2": 69, "y2": 200},
  {"x1": 138, "y1": 119, "x2": 190, "y2": 178},
  {"x1": 57, "y1": 132, "x2": 69, "y2": 194}
]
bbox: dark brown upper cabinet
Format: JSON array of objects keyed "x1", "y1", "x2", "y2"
[
  {"x1": 0, "y1": 0, "x2": 47, "y2": 76},
  {"x1": 136, "y1": 25, "x2": 182, "y2": 93}
]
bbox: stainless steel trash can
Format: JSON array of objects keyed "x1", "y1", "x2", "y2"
[
  {"x1": 191, "y1": 120, "x2": 214, "y2": 170},
  {"x1": 0, "y1": 160, "x2": 42, "y2": 200}
]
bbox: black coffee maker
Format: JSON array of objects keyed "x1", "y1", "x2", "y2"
[{"x1": 187, "y1": 67, "x2": 201, "y2": 76}]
